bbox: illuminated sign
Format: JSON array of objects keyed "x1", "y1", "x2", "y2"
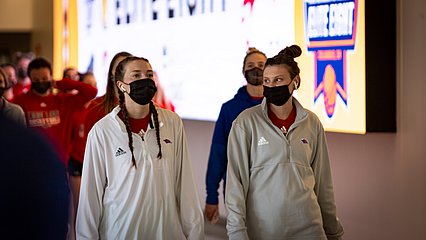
[
  {"x1": 55, "y1": 0, "x2": 370, "y2": 133},
  {"x1": 296, "y1": 0, "x2": 365, "y2": 133}
]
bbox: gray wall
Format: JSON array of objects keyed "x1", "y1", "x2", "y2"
[{"x1": 184, "y1": 0, "x2": 426, "y2": 239}]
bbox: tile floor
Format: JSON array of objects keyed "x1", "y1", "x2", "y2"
[{"x1": 204, "y1": 216, "x2": 227, "y2": 240}]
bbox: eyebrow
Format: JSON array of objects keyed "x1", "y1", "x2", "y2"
[
  {"x1": 129, "y1": 70, "x2": 142, "y2": 74},
  {"x1": 264, "y1": 74, "x2": 286, "y2": 79}
]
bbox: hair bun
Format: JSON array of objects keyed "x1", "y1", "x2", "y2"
[
  {"x1": 278, "y1": 45, "x2": 302, "y2": 59},
  {"x1": 246, "y1": 47, "x2": 260, "y2": 54}
]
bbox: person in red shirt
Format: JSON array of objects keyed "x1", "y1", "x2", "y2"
[
  {"x1": 84, "y1": 52, "x2": 132, "y2": 135},
  {"x1": 13, "y1": 52, "x2": 34, "y2": 97},
  {"x1": 152, "y1": 71, "x2": 175, "y2": 112},
  {"x1": 67, "y1": 71, "x2": 97, "y2": 233},
  {"x1": 13, "y1": 57, "x2": 97, "y2": 165}
]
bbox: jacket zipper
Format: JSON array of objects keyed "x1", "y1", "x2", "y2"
[{"x1": 138, "y1": 129, "x2": 145, "y2": 141}]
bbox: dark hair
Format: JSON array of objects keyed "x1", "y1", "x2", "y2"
[
  {"x1": 0, "y1": 64, "x2": 16, "y2": 88},
  {"x1": 62, "y1": 67, "x2": 77, "y2": 79},
  {"x1": 79, "y1": 71, "x2": 94, "y2": 83},
  {"x1": 27, "y1": 58, "x2": 52, "y2": 77},
  {"x1": 0, "y1": 63, "x2": 17, "y2": 74},
  {"x1": 265, "y1": 45, "x2": 302, "y2": 87},
  {"x1": 100, "y1": 51, "x2": 133, "y2": 114},
  {"x1": 242, "y1": 47, "x2": 267, "y2": 73},
  {"x1": 115, "y1": 56, "x2": 162, "y2": 167}
]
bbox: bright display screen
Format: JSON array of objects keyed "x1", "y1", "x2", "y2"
[{"x1": 54, "y1": 0, "x2": 365, "y2": 133}]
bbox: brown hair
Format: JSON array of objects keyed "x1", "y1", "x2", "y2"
[
  {"x1": 265, "y1": 45, "x2": 302, "y2": 88},
  {"x1": 114, "y1": 56, "x2": 162, "y2": 167},
  {"x1": 100, "y1": 51, "x2": 132, "y2": 114},
  {"x1": 242, "y1": 47, "x2": 267, "y2": 73},
  {"x1": 0, "y1": 68, "x2": 8, "y2": 88}
]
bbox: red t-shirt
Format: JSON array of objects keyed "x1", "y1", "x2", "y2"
[
  {"x1": 69, "y1": 107, "x2": 88, "y2": 163},
  {"x1": 118, "y1": 110, "x2": 150, "y2": 134},
  {"x1": 13, "y1": 78, "x2": 97, "y2": 165},
  {"x1": 128, "y1": 113, "x2": 150, "y2": 133},
  {"x1": 268, "y1": 105, "x2": 297, "y2": 134},
  {"x1": 84, "y1": 96, "x2": 113, "y2": 136},
  {"x1": 12, "y1": 82, "x2": 31, "y2": 97}
]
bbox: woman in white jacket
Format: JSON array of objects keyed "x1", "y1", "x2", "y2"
[
  {"x1": 226, "y1": 45, "x2": 344, "y2": 240},
  {"x1": 77, "y1": 56, "x2": 204, "y2": 240}
]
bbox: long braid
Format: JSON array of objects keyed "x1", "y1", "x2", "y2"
[
  {"x1": 149, "y1": 101, "x2": 162, "y2": 159},
  {"x1": 114, "y1": 56, "x2": 155, "y2": 167},
  {"x1": 115, "y1": 57, "x2": 140, "y2": 168},
  {"x1": 119, "y1": 92, "x2": 137, "y2": 167}
]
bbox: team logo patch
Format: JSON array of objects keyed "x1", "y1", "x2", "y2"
[
  {"x1": 163, "y1": 139, "x2": 172, "y2": 144},
  {"x1": 115, "y1": 147, "x2": 127, "y2": 157}
]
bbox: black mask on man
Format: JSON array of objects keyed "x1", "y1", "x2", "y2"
[
  {"x1": 17, "y1": 68, "x2": 27, "y2": 79},
  {"x1": 263, "y1": 82, "x2": 295, "y2": 106},
  {"x1": 31, "y1": 81, "x2": 51, "y2": 94},
  {"x1": 244, "y1": 67, "x2": 263, "y2": 86},
  {"x1": 124, "y1": 78, "x2": 157, "y2": 105}
]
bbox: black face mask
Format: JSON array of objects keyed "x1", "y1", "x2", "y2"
[
  {"x1": 17, "y1": 68, "x2": 27, "y2": 79},
  {"x1": 244, "y1": 67, "x2": 263, "y2": 86},
  {"x1": 31, "y1": 81, "x2": 51, "y2": 94},
  {"x1": 123, "y1": 78, "x2": 157, "y2": 105},
  {"x1": 263, "y1": 82, "x2": 294, "y2": 106}
]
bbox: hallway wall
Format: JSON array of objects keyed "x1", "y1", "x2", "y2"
[
  {"x1": 184, "y1": 0, "x2": 426, "y2": 239},
  {"x1": 1, "y1": 0, "x2": 425, "y2": 239}
]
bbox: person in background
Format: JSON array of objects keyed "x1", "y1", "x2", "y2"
[
  {"x1": 0, "y1": 114, "x2": 70, "y2": 240},
  {"x1": 77, "y1": 56, "x2": 204, "y2": 239},
  {"x1": 62, "y1": 67, "x2": 81, "y2": 96},
  {"x1": 12, "y1": 51, "x2": 35, "y2": 97},
  {"x1": 84, "y1": 51, "x2": 132, "y2": 135},
  {"x1": 0, "y1": 68, "x2": 25, "y2": 124},
  {"x1": 63, "y1": 67, "x2": 81, "y2": 81},
  {"x1": 225, "y1": 45, "x2": 344, "y2": 239},
  {"x1": 205, "y1": 47, "x2": 267, "y2": 223},
  {"x1": 0, "y1": 63, "x2": 17, "y2": 100},
  {"x1": 152, "y1": 71, "x2": 175, "y2": 111},
  {"x1": 68, "y1": 71, "x2": 97, "y2": 236},
  {"x1": 12, "y1": 57, "x2": 97, "y2": 165}
]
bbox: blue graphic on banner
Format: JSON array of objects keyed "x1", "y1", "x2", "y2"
[{"x1": 304, "y1": 0, "x2": 357, "y2": 118}]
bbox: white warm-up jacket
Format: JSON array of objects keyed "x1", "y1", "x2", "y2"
[
  {"x1": 226, "y1": 98, "x2": 344, "y2": 240},
  {"x1": 76, "y1": 106, "x2": 204, "y2": 240}
]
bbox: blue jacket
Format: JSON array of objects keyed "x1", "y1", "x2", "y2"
[{"x1": 205, "y1": 86, "x2": 263, "y2": 204}]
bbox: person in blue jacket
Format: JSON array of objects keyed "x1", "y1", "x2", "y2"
[{"x1": 205, "y1": 47, "x2": 267, "y2": 223}]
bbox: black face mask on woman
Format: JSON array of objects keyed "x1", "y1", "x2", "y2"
[
  {"x1": 123, "y1": 78, "x2": 157, "y2": 105},
  {"x1": 17, "y1": 68, "x2": 28, "y2": 79},
  {"x1": 31, "y1": 81, "x2": 51, "y2": 94},
  {"x1": 244, "y1": 67, "x2": 264, "y2": 86},
  {"x1": 263, "y1": 81, "x2": 295, "y2": 106}
]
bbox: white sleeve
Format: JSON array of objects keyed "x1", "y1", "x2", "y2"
[
  {"x1": 174, "y1": 118, "x2": 205, "y2": 240},
  {"x1": 76, "y1": 126, "x2": 107, "y2": 240},
  {"x1": 225, "y1": 122, "x2": 250, "y2": 240}
]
